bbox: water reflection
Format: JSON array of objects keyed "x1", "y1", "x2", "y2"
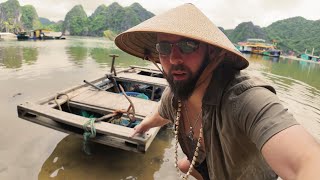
[
  {"x1": 90, "y1": 48, "x2": 149, "y2": 68},
  {"x1": 39, "y1": 129, "x2": 174, "y2": 180},
  {"x1": 66, "y1": 46, "x2": 88, "y2": 65},
  {"x1": 23, "y1": 48, "x2": 38, "y2": 64},
  {"x1": 65, "y1": 46, "x2": 148, "y2": 68},
  {"x1": 262, "y1": 56, "x2": 279, "y2": 62},
  {"x1": 0, "y1": 46, "x2": 38, "y2": 68}
]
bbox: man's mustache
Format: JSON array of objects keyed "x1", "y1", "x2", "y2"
[{"x1": 169, "y1": 64, "x2": 188, "y2": 72}]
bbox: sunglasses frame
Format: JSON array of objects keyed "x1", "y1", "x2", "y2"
[{"x1": 156, "y1": 39, "x2": 200, "y2": 55}]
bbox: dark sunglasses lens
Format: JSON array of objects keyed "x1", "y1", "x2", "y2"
[
  {"x1": 178, "y1": 40, "x2": 199, "y2": 54},
  {"x1": 156, "y1": 42, "x2": 172, "y2": 55}
]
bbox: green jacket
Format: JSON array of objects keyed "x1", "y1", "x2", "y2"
[{"x1": 159, "y1": 62, "x2": 299, "y2": 180}]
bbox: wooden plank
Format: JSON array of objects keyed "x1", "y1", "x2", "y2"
[
  {"x1": 130, "y1": 68, "x2": 163, "y2": 75},
  {"x1": 67, "y1": 101, "x2": 145, "y2": 120},
  {"x1": 71, "y1": 91, "x2": 159, "y2": 117},
  {"x1": 42, "y1": 86, "x2": 93, "y2": 109},
  {"x1": 67, "y1": 89, "x2": 101, "y2": 102},
  {"x1": 144, "y1": 123, "x2": 160, "y2": 150},
  {"x1": 17, "y1": 114, "x2": 144, "y2": 153},
  {"x1": 36, "y1": 76, "x2": 108, "y2": 105},
  {"x1": 17, "y1": 102, "x2": 160, "y2": 145},
  {"x1": 115, "y1": 73, "x2": 167, "y2": 87},
  {"x1": 129, "y1": 65, "x2": 161, "y2": 72}
]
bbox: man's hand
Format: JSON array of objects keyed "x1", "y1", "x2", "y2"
[
  {"x1": 131, "y1": 123, "x2": 150, "y2": 137},
  {"x1": 130, "y1": 110, "x2": 171, "y2": 137}
]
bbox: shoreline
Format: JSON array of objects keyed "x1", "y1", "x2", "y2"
[{"x1": 280, "y1": 55, "x2": 320, "y2": 64}]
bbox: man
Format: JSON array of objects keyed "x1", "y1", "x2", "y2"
[{"x1": 115, "y1": 3, "x2": 320, "y2": 180}]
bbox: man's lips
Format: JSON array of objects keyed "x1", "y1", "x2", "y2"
[{"x1": 171, "y1": 70, "x2": 187, "y2": 80}]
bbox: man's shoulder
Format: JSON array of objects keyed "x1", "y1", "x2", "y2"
[{"x1": 226, "y1": 71, "x2": 276, "y2": 96}]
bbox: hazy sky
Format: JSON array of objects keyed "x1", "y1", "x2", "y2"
[{"x1": 1, "y1": 0, "x2": 319, "y2": 29}]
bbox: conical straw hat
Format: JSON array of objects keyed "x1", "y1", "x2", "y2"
[{"x1": 115, "y1": 3, "x2": 249, "y2": 69}]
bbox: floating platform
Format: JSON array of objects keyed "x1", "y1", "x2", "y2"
[{"x1": 17, "y1": 65, "x2": 168, "y2": 153}]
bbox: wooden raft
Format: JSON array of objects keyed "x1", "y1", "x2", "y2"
[{"x1": 17, "y1": 66, "x2": 168, "y2": 153}]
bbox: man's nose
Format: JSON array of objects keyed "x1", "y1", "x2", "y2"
[{"x1": 169, "y1": 46, "x2": 183, "y2": 64}]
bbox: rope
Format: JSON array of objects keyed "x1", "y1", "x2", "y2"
[
  {"x1": 53, "y1": 88, "x2": 139, "y2": 154},
  {"x1": 148, "y1": 56, "x2": 165, "y2": 75},
  {"x1": 118, "y1": 84, "x2": 136, "y2": 126},
  {"x1": 54, "y1": 93, "x2": 71, "y2": 112},
  {"x1": 82, "y1": 113, "x2": 96, "y2": 155}
]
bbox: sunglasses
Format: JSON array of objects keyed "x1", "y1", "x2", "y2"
[{"x1": 156, "y1": 39, "x2": 200, "y2": 55}]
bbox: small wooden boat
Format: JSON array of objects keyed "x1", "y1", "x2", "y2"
[{"x1": 17, "y1": 55, "x2": 168, "y2": 153}]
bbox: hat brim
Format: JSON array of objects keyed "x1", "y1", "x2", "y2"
[
  {"x1": 115, "y1": 3, "x2": 249, "y2": 70},
  {"x1": 115, "y1": 30, "x2": 249, "y2": 70}
]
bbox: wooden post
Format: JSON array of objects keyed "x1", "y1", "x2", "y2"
[
  {"x1": 109, "y1": 54, "x2": 119, "y2": 76},
  {"x1": 151, "y1": 87, "x2": 155, "y2": 101}
]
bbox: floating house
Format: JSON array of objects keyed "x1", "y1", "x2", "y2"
[
  {"x1": 237, "y1": 38, "x2": 281, "y2": 57},
  {"x1": 17, "y1": 29, "x2": 65, "y2": 40}
]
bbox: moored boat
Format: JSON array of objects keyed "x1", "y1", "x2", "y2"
[
  {"x1": 17, "y1": 32, "x2": 30, "y2": 40},
  {"x1": 298, "y1": 48, "x2": 320, "y2": 62},
  {"x1": 237, "y1": 38, "x2": 281, "y2": 57},
  {"x1": 17, "y1": 55, "x2": 167, "y2": 153},
  {"x1": 262, "y1": 49, "x2": 281, "y2": 57},
  {"x1": 17, "y1": 29, "x2": 66, "y2": 40}
]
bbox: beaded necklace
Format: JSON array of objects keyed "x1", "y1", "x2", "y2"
[
  {"x1": 184, "y1": 102, "x2": 202, "y2": 142},
  {"x1": 174, "y1": 100, "x2": 203, "y2": 180}
]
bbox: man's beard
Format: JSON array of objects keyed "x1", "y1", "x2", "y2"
[{"x1": 163, "y1": 54, "x2": 209, "y2": 101}]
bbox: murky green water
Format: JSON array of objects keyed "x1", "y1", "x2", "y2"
[{"x1": 0, "y1": 37, "x2": 319, "y2": 180}]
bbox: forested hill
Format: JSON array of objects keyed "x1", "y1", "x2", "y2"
[
  {"x1": 63, "y1": 2, "x2": 154, "y2": 36},
  {"x1": 0, "y1": 0, "x2": 40, "y2": 33},
  {"x1": 265, "y1": 17, "x2": 320, "y2": 55},
  {"x1": 222, "y1": 17, "x2": 320, "y2": 55},
  {"x1": 0, "y1": 0, "x2": 154, "y2": 37}
]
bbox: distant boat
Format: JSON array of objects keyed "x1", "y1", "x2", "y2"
[
  {"x1": 236, "y1": 42, "x2": 252, "y2": 53},
  {"x1": 17, "y1": 29, "x2": 66, "y2": 41},
  {"x1": 297, "y1": 48, "x2": 320, "y2": 62},
  {"x1": 262, "y1": 49, "x2": 281, "y2": 57},
  {"x1": 237, "y1": 38, "x2": 281, "y2": 57},
  {"x1": 0, "y1": 32, "x2": 17, "y2": 40},
  {"x1": 17, "y1": 32, "x2": 30, "y2": 40}
]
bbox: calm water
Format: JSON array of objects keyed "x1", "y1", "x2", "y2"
[{"x1": 0, "y1": 37, "x2": 319, "y2": 180}]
